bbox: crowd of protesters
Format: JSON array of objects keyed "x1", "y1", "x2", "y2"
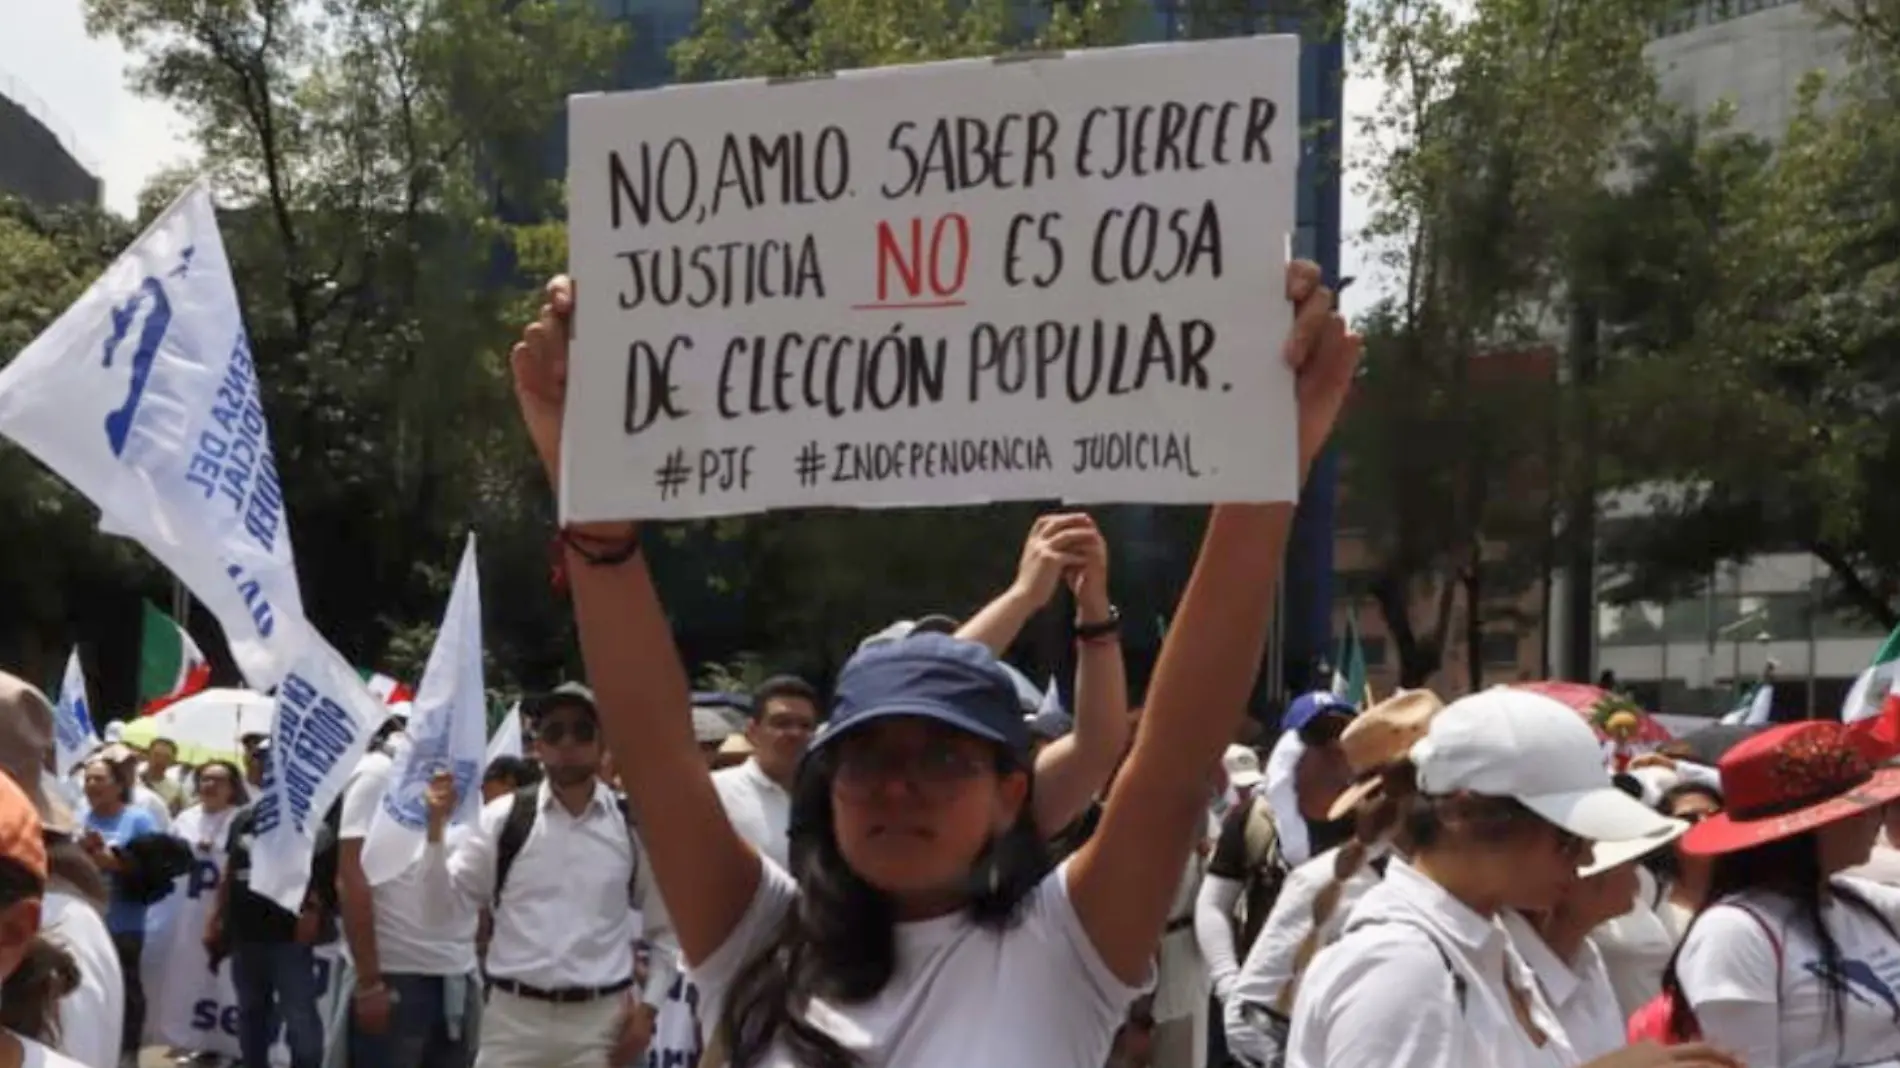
[{"x1": 4, "y1": 263, "x2": 1899, "y2": 1068}]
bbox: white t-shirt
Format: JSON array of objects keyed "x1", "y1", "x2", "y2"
[
  {"x1": 1675, "y1": 876, "x2": 1900, "y2": 1068},
  {"x1": 44, "y1": 891, "x2": 120, "y2": 1068},
  {"x1": 1845, "y1": 832, "x2": 1900, "y2": 887},
  {"x1": 338, "y1": 751, "x2": 479, "y2": 976},
  {"x1": 19, "y1": 1033, "x2": 89, "y2": 1068},
  {"x1": 687, "y1": 859, "x2": 1147, "y2": 1067},
  {"x1": 711, "y1": 760, "x2": 791, "y2": 869},
  {"x1": 1286, "y1": 859, "x2": 1578, "y2": 1068}
]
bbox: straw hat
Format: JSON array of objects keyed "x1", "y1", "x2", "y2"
[{"x1": 1325, "y1": 689, "x2": 1445, "y2": 821}]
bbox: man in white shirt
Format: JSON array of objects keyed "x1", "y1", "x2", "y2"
[
  {"x1": 710, "y1": 675, "x2": 820, "y2": 869},
  {"x1": 138, "y1": 736, "x2": 191, "y2": 814},
  {"x1": 338, "y1": 719, "x2": 483, "y2": 1068},
  {"x1": 420, "y1": 685, "x2": 670, "y2": 1068}
]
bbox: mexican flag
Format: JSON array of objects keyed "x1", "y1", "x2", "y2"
[
  {"x1": 1333, "y1": 615, "x2": 1371, "y2": 708},
  {"x1": 1842, "y1": 623, "x2": 1900, "y2": 725},
  {"x1": 360, "y1": 670, "x2": 415, "y2": 705},
  {"x1": 138, "y1": 600, "x2": 210, "y2": 714}
]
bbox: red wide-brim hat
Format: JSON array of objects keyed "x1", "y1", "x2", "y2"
[{"x1": 1682, "y1": 720, "x2": 1900, "y2": 856}]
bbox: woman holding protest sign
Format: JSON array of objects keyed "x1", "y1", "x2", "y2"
[{"x1": 495, "y1": 258, "x2": 1357, "y2": 1068}]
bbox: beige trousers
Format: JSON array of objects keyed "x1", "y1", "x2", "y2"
[{"x1": 475, "y1": 988, "x2": 622, "y2": 1068}]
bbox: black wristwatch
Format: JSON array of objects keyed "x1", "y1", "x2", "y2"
[{"x1": 1074, "y1": 605, "x2": 1122, "y2": 641}]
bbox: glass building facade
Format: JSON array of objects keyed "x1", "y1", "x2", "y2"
[{"x1": 584, "y1": 0, "x2": 1344, "y2": 705}]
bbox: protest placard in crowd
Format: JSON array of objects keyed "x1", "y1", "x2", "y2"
[
  {"x1": 563, "y1": 36, "x2": 1300, "y2": 522},
  {"x1": 142, "y1": 814, "x2": 346, "y2": 1066}
]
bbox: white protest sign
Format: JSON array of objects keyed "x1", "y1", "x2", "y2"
[
  {"x1": 564, "y1": 36, "x2": 1300, "y2": 522},
  {"x1": 0, "y1": 181, "x2": 307, "y2": 688},
  {"x1": 248, "y1": 634, "x2": 388, "y2": 910}
]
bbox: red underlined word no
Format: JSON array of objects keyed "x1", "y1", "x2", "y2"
[{"x1": 867, "y1": 214, "x2": 971, "y2": 311}]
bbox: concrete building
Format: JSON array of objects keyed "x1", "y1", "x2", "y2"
[
  {"x1": 1550, "y1": 0, "x2": 1879, "y2": 720},
  {"x1": 1646, "y1": 0, "x2": 1852, "y2": 141},
  {"x1": 0, "y1": 75, "x2": 102, "y2": 209}
]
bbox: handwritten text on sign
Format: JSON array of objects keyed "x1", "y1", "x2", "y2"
[{"x1": 563, "y1": 37, "x2": 1300, "y2": 521}]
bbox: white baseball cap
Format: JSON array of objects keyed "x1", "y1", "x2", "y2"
[
  {"x1": 1223, "y1": 745, "x2": 1265, "y2": 789},
  {"x1": 1410, "y1": 687, "x2": 1681, "y2": 850}
]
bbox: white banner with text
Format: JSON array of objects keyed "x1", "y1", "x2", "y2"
[{"x1": 563, "y1": 37, "x2": 1300, "y2": 521}]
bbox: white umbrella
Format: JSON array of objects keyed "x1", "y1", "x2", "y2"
[{"x1": 120, "y1": 688, "x2": 274, "y2": 760}]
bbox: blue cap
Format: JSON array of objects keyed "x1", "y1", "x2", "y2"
[
  {"x1": 813, "y1": 633, "x2": 1030, "y2": 756},
  {"x1": 1283, "y1": 690, "x2": 1357, "y2": 732}
]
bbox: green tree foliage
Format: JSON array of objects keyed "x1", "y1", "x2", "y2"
[
  {"x1": 62, "y1": 0, "x2": 627, "y2": 688},
  {"x1": 1339, "y1": 0, "x2": 1669, "y2": 686},
  {"x1": 1589, "y1": 49, "x2": 1900, "y2": 629}
]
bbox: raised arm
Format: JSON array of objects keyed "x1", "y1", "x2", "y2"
[
  {"x1": 1033, "y1": 518, "x2": 1129, "y2": 835},
  {"x1": 1067, "y1": 262, "x2": 1360, "y2": 983},
  {"x1": 957, "y1": 514, "x2": 1130, "y2": 835},
  {"x1": 509, "y1": 279, "x2": 758, "y2": 964}
]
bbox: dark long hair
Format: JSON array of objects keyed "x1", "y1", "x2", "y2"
[
  {"x1": 1659, "y1": 831, "x2": 1900, "y2": 1049},
  {"x1": 0, "y1": 856, "x2": 80, "y2": 1044},
  {"x1": 715, "y1": 746, "x2": 1051, "y2": 1068}
]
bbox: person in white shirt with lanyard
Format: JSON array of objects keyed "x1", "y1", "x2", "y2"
[
  {"x1": 1657, "y1": 720, "x2": 1900, "y2": 1067},
  {"x1": 503, "y1": 261, "x2": 1359, "y2": 1068},
  {"x1": 1284, "y1": 688, "x2": 1735, "y2": 1068},
  {"x1": 418, "y1": 686, "x2": 675, "y2": 1068}
]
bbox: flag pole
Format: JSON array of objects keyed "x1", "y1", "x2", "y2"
[{"x1": 170, "y1": 577, "x2": 188, "y2": 632}]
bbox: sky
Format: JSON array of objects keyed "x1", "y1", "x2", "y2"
[{"x1": 1, "y1": 0, "x2": 1384, "y2": 316}]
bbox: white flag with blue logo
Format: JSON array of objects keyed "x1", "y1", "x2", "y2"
[
  {"x1": 0, "y1": 181, "x2": 307, "y2": 690},
  {"x1": 248, "y1": 632, "x2": 388, "y2": 910},
  {"x1": 53, "y1": 649, "x2": 98, "y2": 779},
  {"x1": 361, "y1": 534, "x2": 486, "y2": 886}
]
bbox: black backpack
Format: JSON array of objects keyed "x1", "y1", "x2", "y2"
[{"x1": 492, "y1": 784, "x2": 640, "y2": 909}]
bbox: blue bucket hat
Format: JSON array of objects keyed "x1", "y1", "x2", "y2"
[{"x1": 812, "y1": 633, "x2": 1030, "y2": 757}]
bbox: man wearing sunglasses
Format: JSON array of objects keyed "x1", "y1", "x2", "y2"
[
  {"x1": 418, "y1": 684, "x2": 674, "y2": 1068},
  {"x1": 1196, "y1": 692, "x2": 1359, "y2": 1026}
]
